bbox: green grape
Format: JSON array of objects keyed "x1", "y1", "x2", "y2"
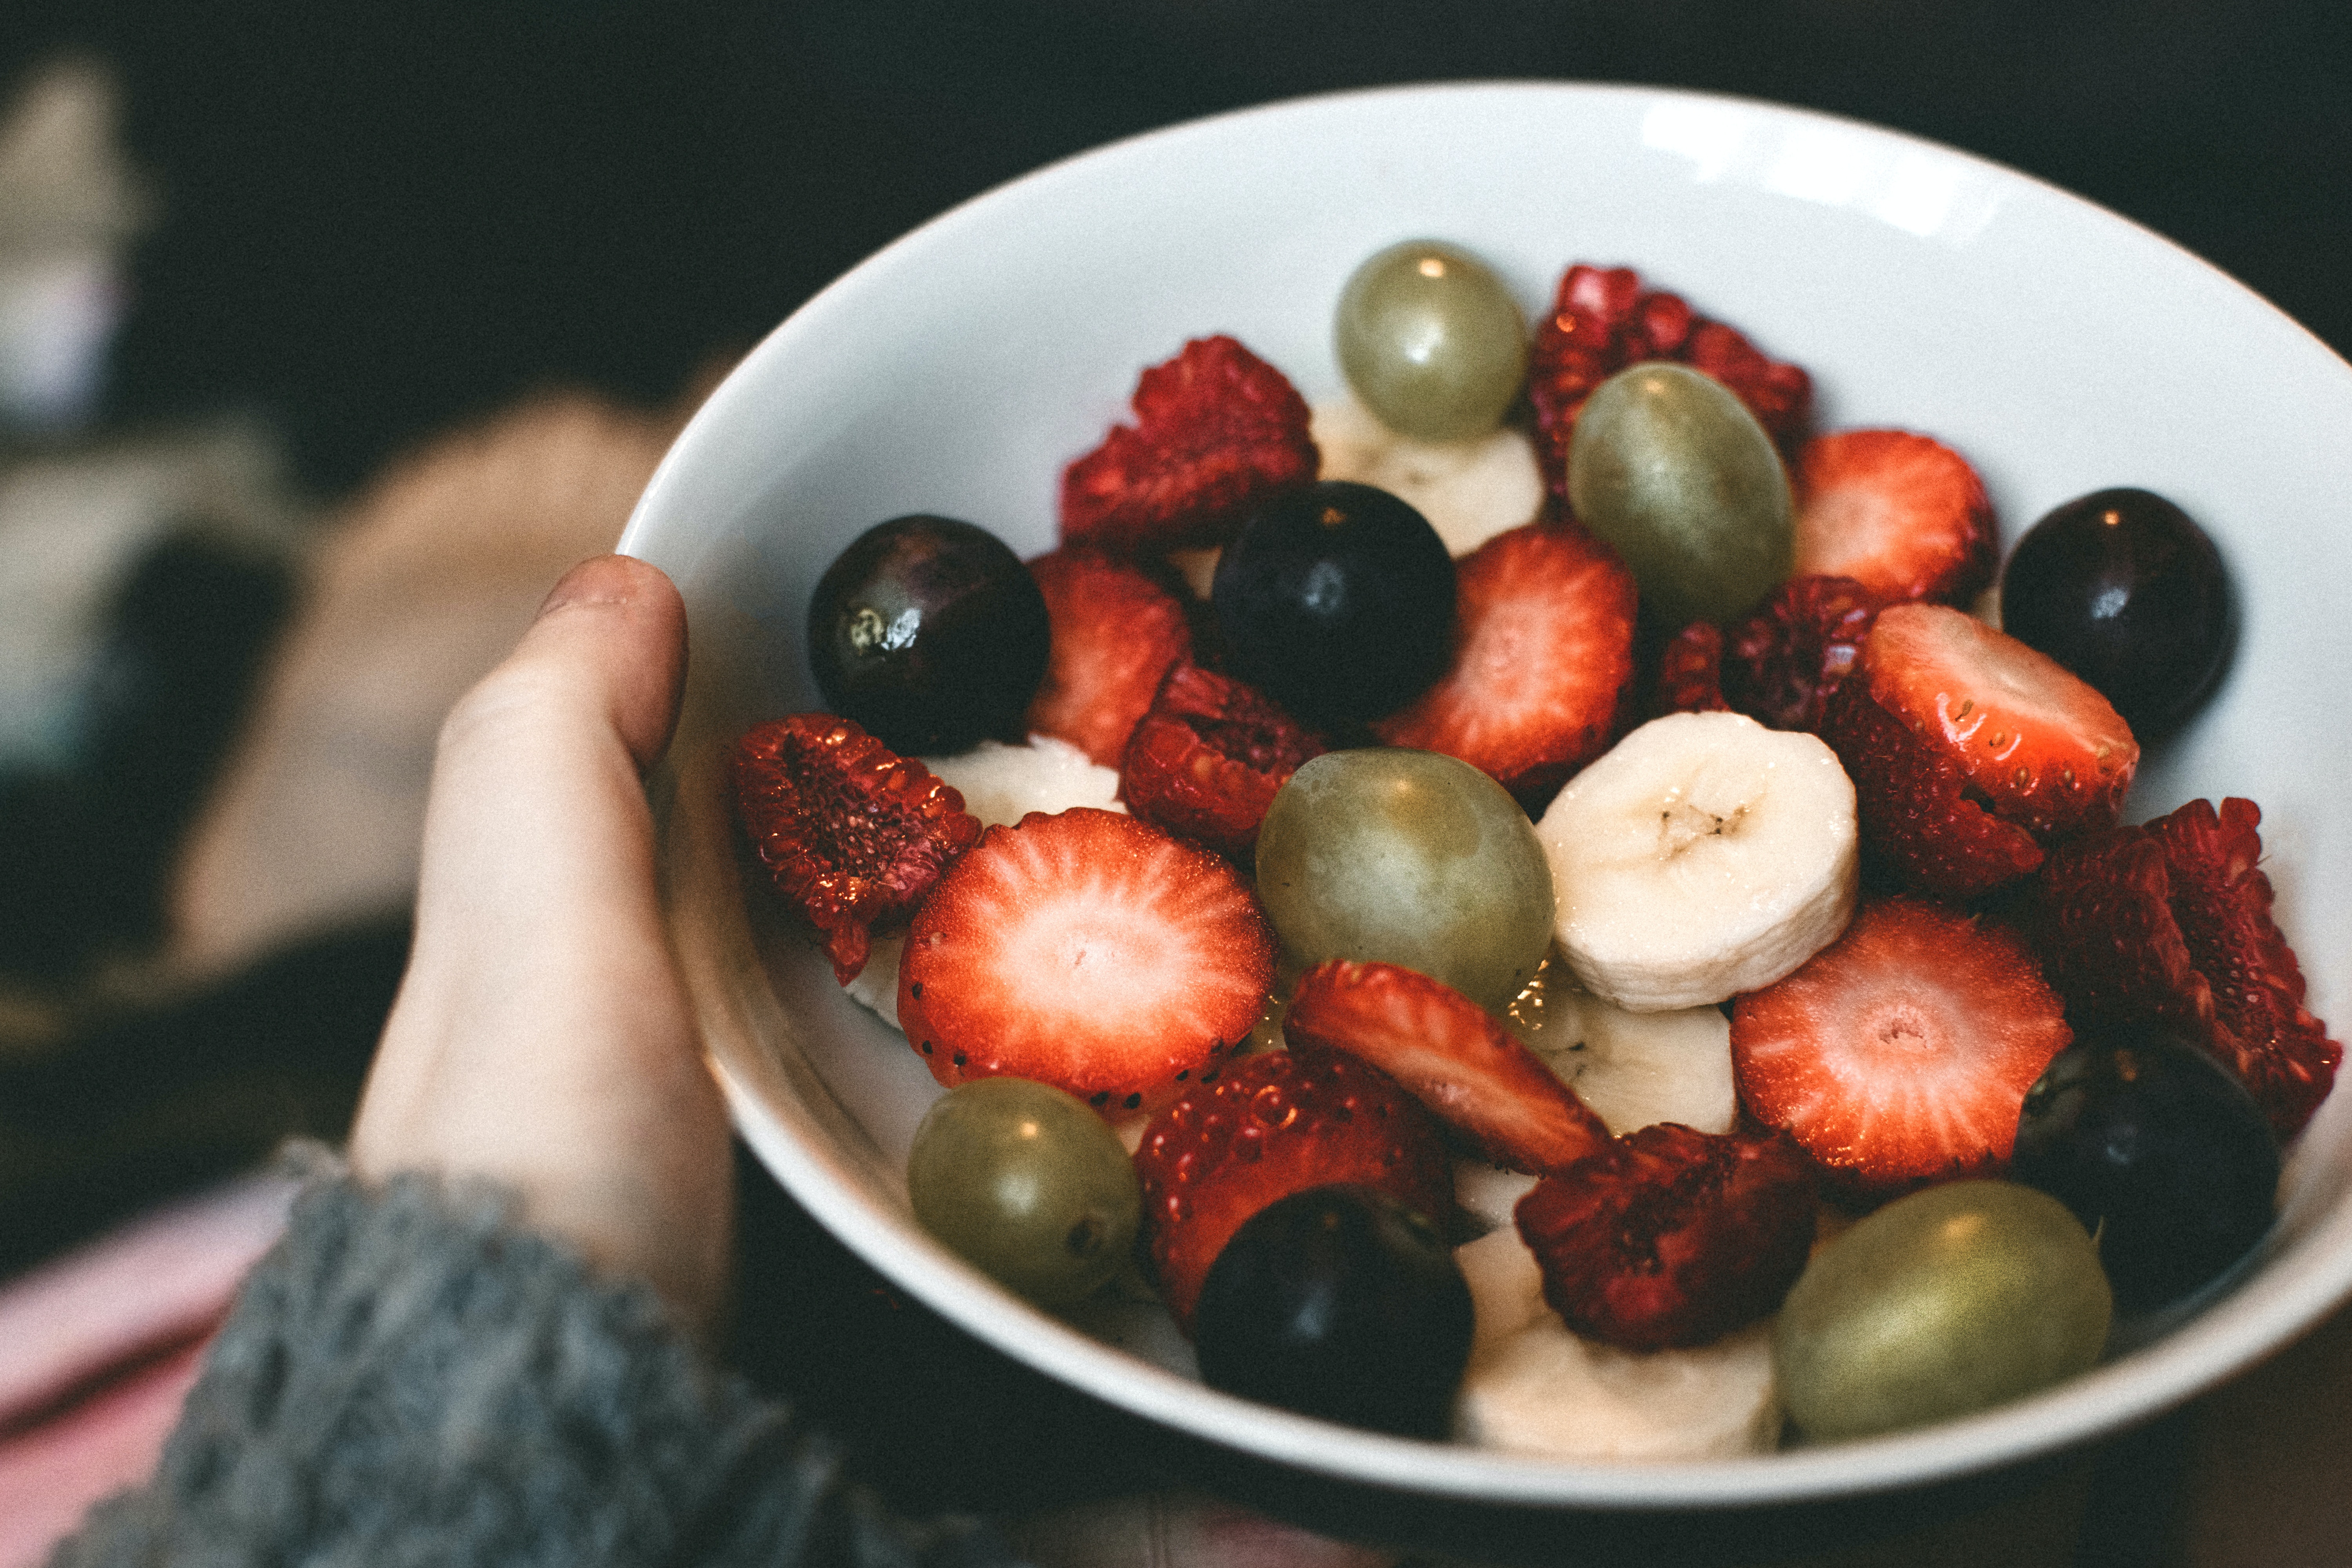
[
  {"x1": 1773, "y1": 1181, "x2": 2112, "y2": 1443},
  {"x1": 907, "y1": 1076, "x2": 1141, "y2": 1308},
  {"x1": 1255, "y1": 748, "x2": 1554, "y2": 1014},
  {"x1": 1336, "y1": 240, "x2": 1528, "y2": 443},
  {"x1": 1566, "y1": 361, "x2": 1793, "y2": 627}
]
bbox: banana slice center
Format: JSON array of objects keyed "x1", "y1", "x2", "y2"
[{"x1": 1658, "y1": 792, "x2": 1754, "y2": 858}]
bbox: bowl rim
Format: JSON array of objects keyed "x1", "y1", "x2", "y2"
[{"x1": 624, "y1": 77, "x2": 2352, "y2": 1512}]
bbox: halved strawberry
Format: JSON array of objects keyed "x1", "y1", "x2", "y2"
[
  {"x1": 1133, "y1": 1044, "x2": 1453, "y2": 1328},
  {"x1": 1023, "y1": 548, "x2": 1194, "y2": 768},
  {"x1": 1059, "y1": 335, "x2": 1319, "y2": 554},
  {"x1": 1119, "y1": 663, "x2": 1325, "y2": 862},
  {"x1": 1514, "y1": 1122, "x2": 1817, "y2": 1351},
  {"x1": 1731, "y1": 896, "x2": 2074, "y2": 1198},
  {"x1": 1372, "y1": 517, "x2": 1637, "y2": 809},
  {"x1": 1283, "y1": 960, "x2": 1611, "y2": 1174},
  {"x1": 895, "y1": 807, "x2": 1274, "y2": 1115},
  {"x1": 1721, "y1": 573, "x2": 1881, "y2": 733},
  {"x1": 1791, "y1": 430, "x2": 1996, "y2": 606},
  {"x1": 731, "y1": 715, "x2": 981, "y2": 984},
  {"x1": 1822, "y1": 602, "x2": 2138, "y2": 898},
  {"x1": 1527, "y1": 263, "x2": 1812, "y2": 497},
  {"x1": 2033, "y1": 797, "x2": 2341, "y2": 1137},
  {"x1": 1857, "y1": 603, "x2": 2138, "y2": 838},
  {"x1": 1819, "y1": 678, "x2": 2046, "y2": 899}
]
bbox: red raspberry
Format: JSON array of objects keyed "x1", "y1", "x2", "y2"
[
  {"x1": 2033, "y1": 797, "x2": 2342, "y2": 1137},
  {"x1": 1514, "y1": 1123, "x2": 1817, "y2": 1352},
  {"x1": 1119, "y1": 664, "x2": 1325, "y2": 862},
  {"x1": 1527, "y1": 263, "x2": 1812, "y2": 499},
  {"x1": 1722, "y1": 574, "x2": 1882, "y2": 733},
  {"x1": 731, "y1": 715, "x2": 980, "y2": 984},
  {"x1": 1059, "y1": 335, "x2": 1318, "y2": 554}
]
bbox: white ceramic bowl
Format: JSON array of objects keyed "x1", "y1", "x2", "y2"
[{"x1": 619, "y1": 81, "x2": 2352, "y2": 1523}]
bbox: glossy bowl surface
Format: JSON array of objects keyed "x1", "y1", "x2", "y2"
[{"x1": 619, "y1": 81, "x2": 2352, "y2": 1513}]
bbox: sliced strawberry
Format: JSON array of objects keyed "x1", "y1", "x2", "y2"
[
  {"x1": 1283, "y1": 960, "x2": 1611, "y2": 1174},
  {"x1": 1514, "y1": 1122, "x2": 1817, "y2": 1352},
  {"x1": 1654, "y1": 619, "x2": 1731, "y2": 717},
  {"x1": 1372, "y1": 517, "x2": 1637, "y2": 809},
  {"x1": 1819, "y1": 679, "x2": 2045, "y2": 899},
  {"x1": 2033, "y1": 797, "x2": 2341, "y2": 1136},
  {"x1": 1119, "y1": 663, "x2": 1325, "y2": 862},
  {"x1": 1023, "y1": 548, "x2": 1194, "y2": 768},
  {"x1": 1059, "y1": 335, "x2": 1319, "y2": 554},
  {"x1": 1731, "y1": 896, "x2": 2074, "y2": 1198},
  {"x1": 731, "y1": 715, "x2": 981, "y2": 984},
  {"x1": 1721, "y1": 573, "x2": 1881, "y2": 733},
  {"x1": 1791, "y1": 430, "x2": 1996, "y2": 606},
  {"x1": 1825, "y1": 602, "x2": 2145, "y2": 893},
  {"x1": 1134, "y1": 1044, "x2": 1453, "y2": 1328},
  {"x1": 895, "y1": 807, "x2": 1274, "y2": 1115},
  {"x1": 1526, "y1": 263, "x2": 1812, "y2": 497}
]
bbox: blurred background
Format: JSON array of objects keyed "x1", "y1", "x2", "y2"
[{"x1": 0, "y1": 3, "x2": 2347, "y2": 1562}]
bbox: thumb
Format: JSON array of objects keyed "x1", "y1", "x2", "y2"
[{"x1": 353, "y1": 552, "x2": 730, "y2": 1329}]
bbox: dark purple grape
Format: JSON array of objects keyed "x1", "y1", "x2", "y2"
[
  {"x1": 1999, "y1": 488, "x2": 2234, "y2": 739},
  {"x1": 2011, "y1": 1025, "x2": 2279, "y2": 1314},
  {"x1": 1191, "y1": 1183, "x2": 1472, "y2": 1439},
  {"x1": 808, "y1": 515, "x2": 1050, "y2": 755},
  {"x1": 1210, "y1": 481, "x2": 1455, "y2": 730}
]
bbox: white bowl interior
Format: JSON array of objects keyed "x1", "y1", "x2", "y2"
[{"x1": 620, "y1": 81, "x2": 2352, "y2": 1510}]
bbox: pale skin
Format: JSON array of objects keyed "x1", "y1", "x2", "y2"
[{"x1": 347, "y1": 553, "x2": 733, "y2": 1336}]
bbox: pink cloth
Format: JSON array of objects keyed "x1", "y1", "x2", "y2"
[{"x1": 0, "y1": 1172, "x2": 294, "y2": 1568}]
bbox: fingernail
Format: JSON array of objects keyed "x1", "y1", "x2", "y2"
[{"x1": 537, "y1": 554, "x2": 638, "y2": 619}]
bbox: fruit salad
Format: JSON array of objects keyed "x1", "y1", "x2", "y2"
[{"x1": 726, "y1": 239, "x2": 2340, "y2": 1456}]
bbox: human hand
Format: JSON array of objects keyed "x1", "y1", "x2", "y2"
[{"x1": 348, "y1": 554, "x2": 731, "y2": 1335}]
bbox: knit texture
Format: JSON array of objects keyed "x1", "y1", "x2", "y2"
[{"x1": 52, "y1": 1165, "x2": 1015, "y2": 1568}]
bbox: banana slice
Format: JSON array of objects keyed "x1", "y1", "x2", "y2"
[
  {"x1": 843, "y1": 736, "x2": 1124, "y2": 1021},
  {"x1": 1452, "y1": 1227, "x2": 1783, "y2": 1459},
  {"x1": 1455, "y1": 1161, "x2": 1542, "y2": 1235},
  {"x1": 1506, "y1": 950, "x2": 1736, "y2": 1135},
  {"x1": 1535, "y1": 711, "x2": 1857, "y2": 1012},
  {"x1": 925, "y1": 733, "x2": 1123, "y2": 828},
  {"x1": 1311, "y1": 394, "x2": 1543, "y2": 557}
]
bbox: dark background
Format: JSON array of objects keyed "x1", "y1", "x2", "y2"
[{"x1": 2, "y1": 0, "x2": 2346, "y2": 495}]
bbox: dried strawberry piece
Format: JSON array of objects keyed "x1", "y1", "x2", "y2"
[
  {"x1": 1135, "y1": 1044, "x2": 1454, "y2": 1329},
  {"x1": 2034, "y1": 797, "x2": 2341, "y2": 1136},
  {"x1": 1120, "y1": 663, "x2": 1325, "y2": 862},
  {"x1": 1654, "y1": 620, "x2": 1731, "y2": 716},
  {"x1": 1024, "y1": 548, "x2": 1194, "y2": 767},
  {"x1": 1721, "y1": 574, "x2": 1881, "y2": 733},
  {"x1": 1514, "y1": 1122, "x2": 1817, "y2": 1352},
  {"x1": 1060, "y1": 335, "x2": 1319, "y2": 554},
  {"x1": 1527, "y1": 263, "x2": 1812, "y2": 498},
  {"x1": 731, "y1": 715, "x2": 981, "y2": 984},
  {"x1": 1819, "y1": 678, "x2": 2045, "y2": 900}
]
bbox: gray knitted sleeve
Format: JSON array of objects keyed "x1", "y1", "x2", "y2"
[{"x1": 51, "y1": 1169, "x2": 1020, "y2": 1568}]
